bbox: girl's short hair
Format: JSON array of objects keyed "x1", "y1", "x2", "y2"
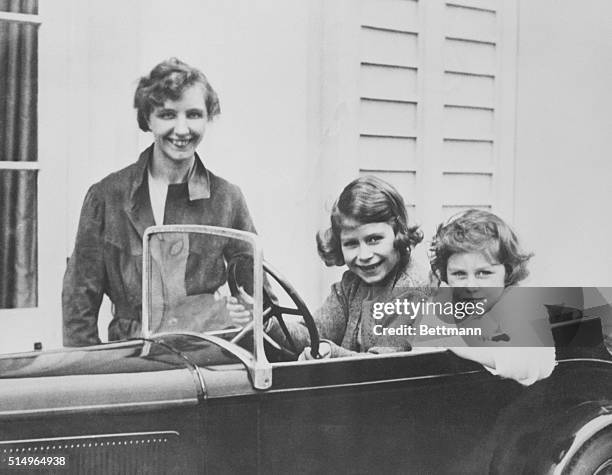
[
  {"x1": 317, "y1": 175, "x2": 423, "y2": 267},
  {"x1": 429, "y1": 209, "x2": 533, "y2": 286},
  {"x1": 133, "y1": 58, "x2": 220, "y2": 132}
]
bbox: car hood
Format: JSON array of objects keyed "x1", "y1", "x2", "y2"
[
  {"x1": 0, "y1": 335, "x2": 243, "y2": 379},
  {"x1": 0, "y1": 336, "x2": 246, "y2": 419}
]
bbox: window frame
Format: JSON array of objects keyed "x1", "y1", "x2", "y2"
[
  {"x1": 0, "y1": 8, "x2": 42, "y2": 310},
  {"x1": 0, "y1": 5, "x2": 67, "y2": 352},
  {"x1": 0, "y1": 9, "x2": 42, "y2": 174}
]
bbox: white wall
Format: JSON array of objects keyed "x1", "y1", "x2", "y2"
[
  {"x1": 514, "y1": 0, "x2": 612, "y2": 286},
  {"x1": 62, "y1": 0, "x2": 328, "y2": 346},
  {"x1": 5, "y1": 0, "x2": 612, "y2": 353}
]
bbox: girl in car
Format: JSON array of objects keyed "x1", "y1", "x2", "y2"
[
  {"x1": 426, "y1": 209, "x2": 556, "y2": 385},
  {"x1": 277, "y1": 175, "x2": 430, "y2": 359}
]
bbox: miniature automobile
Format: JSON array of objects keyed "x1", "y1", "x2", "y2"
[{"x1": 0, "y1": 225, "x2": 611, "y2": 474}]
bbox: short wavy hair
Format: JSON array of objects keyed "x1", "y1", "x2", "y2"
[
  {"x1": 429, "y1": 209, "x2": 533, "y2": 286},
  {"x1": 317, "y1": 175, "x2": 423, "y2": 267},
  {"x1": 133, "y1": 58, "x2": 220, "y2": 132}
]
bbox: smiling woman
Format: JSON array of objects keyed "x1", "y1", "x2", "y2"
[
  {"x1": 148, "y1": 84, "x2": 208, "y2": 168},
  {"x1": 62, "y1": 58, "x2": 255, "y2": 347}
]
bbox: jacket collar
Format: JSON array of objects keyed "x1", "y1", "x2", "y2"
[
  {"x1": 128, "y1": 144, "x2": 211, "y2": 206},
  {"x1": 126, "y1": 144, "x2": 211, "y2": 238}
]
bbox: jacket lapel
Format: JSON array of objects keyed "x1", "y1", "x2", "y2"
[
  {"x1": 126, "y1": 146, "x2": 156, "y2": 240},
  {"x1": 126, "y1": 193, "x2": 155, "y2": 240}
]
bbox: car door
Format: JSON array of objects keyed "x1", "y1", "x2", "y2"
[{"x1": 258, "y1": 350, "x2": 523, "y2": 474}]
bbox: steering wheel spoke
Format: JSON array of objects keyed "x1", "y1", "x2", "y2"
[
  {"x1": 230, "y1": 320, "x2": 254, "y2": 345},
  {"x1": 263, "y1": 305, "x2": 274, "y2": 319},
  {"x1": 226, "y1": 255, "x2": 320, "y2": 359},
  {"x1": 273, "y1": 306, "x2": 304, "y2": 316}
]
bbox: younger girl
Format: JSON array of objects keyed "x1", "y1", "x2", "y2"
[
  {"x1": 281, "y1": 176, "x2": 430, "y2": 359},
  {"x1": 427, "y1": 209, "x2": 555, "y2": 385}
]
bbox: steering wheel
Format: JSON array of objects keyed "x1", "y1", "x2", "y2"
[{"x1": 226, "y1": 256, "x2": 321, "y2": 359}]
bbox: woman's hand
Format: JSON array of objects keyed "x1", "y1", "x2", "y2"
[
  {"x1": 298, "y1": 341, "x2": 331, "y2": 361},
  {"x1": 218, "y1": 294, "x2": 252, "y2": 327}
]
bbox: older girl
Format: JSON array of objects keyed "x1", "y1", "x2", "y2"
[{"x1": 281, "y1": 176, "x2": 430, "y2": 359}]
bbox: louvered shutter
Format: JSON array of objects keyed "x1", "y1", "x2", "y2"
[{"x1": 357, "y1": 0, "x2": 517, "y2": 236}]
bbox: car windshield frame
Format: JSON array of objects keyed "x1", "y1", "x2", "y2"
[{"x1": 141, "y1": 224, "x2": 272, "y2": 389}]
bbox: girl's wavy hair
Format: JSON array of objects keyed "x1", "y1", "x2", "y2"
[
  {"x1": 429, "y1": 209, "x2": 533, "y2": 286},
  {"x1": 317, "y1": 175, "x2": 423, "y2": 267},
  {"x1": 134, "y1": 57, "x2": 220, "y2": 132}
]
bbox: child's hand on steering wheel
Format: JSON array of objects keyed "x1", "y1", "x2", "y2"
[{"x1": 298, "y1": 341, "x2": 331, "y2": 360}]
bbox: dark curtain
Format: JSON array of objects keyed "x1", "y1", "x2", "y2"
[{"x1": 0, "y1": 0, "x2": 38, "y2": 308}]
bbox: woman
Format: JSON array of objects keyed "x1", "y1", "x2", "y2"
[
  {"x1": 63, "y1": 58, "x2": 251, "y2": 347},
  {"x1": 272, "y1": 176, "x2": 430, "y2": 359}
]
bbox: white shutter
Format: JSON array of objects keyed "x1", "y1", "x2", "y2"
[
  {"x1": 357, "y1": 0, "x2": 518, "y2": 233},
  {"x1": 358, "y1": 0, "x2": 420, "y2": 209}
]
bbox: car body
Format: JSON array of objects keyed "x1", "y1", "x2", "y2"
[{"x1": 0, "y1": 225, "x2": 611, "y2": 474}]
